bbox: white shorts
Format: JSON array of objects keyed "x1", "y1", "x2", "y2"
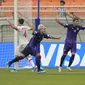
[{"x1": 15, "y1": 44, "x2": 27, "y2": 56}]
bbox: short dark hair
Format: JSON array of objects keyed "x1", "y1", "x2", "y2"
[
  {"x1": 18, "y1": 18, "x2": 24, "y2": 24},
  {"x1": 60, "y1": 0, "x2": 65, "y2": 4},
  {"x1": 73, "y1": 17, "x2": 79, "y2": 22}
]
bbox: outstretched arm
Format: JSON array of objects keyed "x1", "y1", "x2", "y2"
[
  {"x1": 6, "y1": 19, "x2": 18, "y2": 31},
  {"x1": 44, "y1": 33, "x2": 61, "y2": 40},
  {"x1": 49, "y1": 36, "x2": 61, "y2": 39}
]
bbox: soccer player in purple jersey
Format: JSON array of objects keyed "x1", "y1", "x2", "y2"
[
  {"x1": 55, "y1": 17, "x2": 85, "y2": 72},
  {"x1": 7, "y1": 24, "x2": 60, "y2": 73}
]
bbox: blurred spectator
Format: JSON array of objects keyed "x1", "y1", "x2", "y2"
[
  {"x1": 58, "y1": 0, "x2": 66, "y2": 18},
  {"x1": 0, "y1": 0, "x2": 5, "y2": 4}
]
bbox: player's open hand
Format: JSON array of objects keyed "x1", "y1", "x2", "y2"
[
  {"x1": 56, "y1": 36, "x2": 61, "y2": 39},
  {"x1": 55, "y1": 18, "x2": 59, "y2": 22},
  {"x1": 51, "y1": 36, "x2": 61, "y2": 39}
]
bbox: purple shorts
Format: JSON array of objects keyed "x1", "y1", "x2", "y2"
[
  {"x1": 63, "y1": 41, "x2": 76, "y2": 53},
  {"x1": 21, "y1": 46, "x2": 38, "y2": 57}
]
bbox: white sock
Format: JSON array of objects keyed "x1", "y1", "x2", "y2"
[
  {"x1": 27, "y1": 55, "x2": 35, "y2": 67},
  {"x1": 14, "y1": 62, "x2": 19, "y2": 70}
]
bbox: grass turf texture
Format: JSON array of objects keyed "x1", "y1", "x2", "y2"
[{"x1": 0, "y1": 68, "x2": 85, "y2": 85}]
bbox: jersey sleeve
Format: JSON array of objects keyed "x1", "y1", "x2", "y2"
[
  {"x1": 17, "y1": 26, "x2": 21, "y2": 31},
  {"x1": 25, "y1": 26, "x2": 31, "y2": 30},
  {"x1": 79, "y1": 25, "x2": 85, "y2": 30},
  {"x1": 64, "y1": 24, "x2": 68, "y2": 28},
  {"x1": 43, "y1": 33, "x2": 50, "y2": 39}
]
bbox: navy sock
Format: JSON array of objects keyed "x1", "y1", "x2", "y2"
[
  {"x1": 9, "y1": 56, "x2": 24, "y2": 66},
  {"x1": 68, "y1": 55, "x2": 75, "y2": 67},
  {"x1": 36, "y1": 57, "x2": 41, "y2": 71},
  {"x1": 60, "y1": 55, "x2": 66, "y2": 67}
]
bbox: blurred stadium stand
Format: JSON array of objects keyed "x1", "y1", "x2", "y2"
[
  {"x1": 0, "y1": 0, "x2": 85, "y2": 42},
  {"x1": 0, "y1": 0, "x2": 85, "y2": 19}
]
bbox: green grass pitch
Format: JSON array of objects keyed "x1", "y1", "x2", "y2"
[{"x1": 0, "y1": 68, "x2": 85, "y2": 85}]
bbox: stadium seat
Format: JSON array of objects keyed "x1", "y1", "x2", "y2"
[{"x1": 1, "y1": 0, "x2": 85, "y2": 18}]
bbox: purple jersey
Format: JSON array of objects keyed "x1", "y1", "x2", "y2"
[
  {"x1": 65, "y1": 24, "x2": 85, "y2": 42},
  {"x1": 21, "y1": 31, "x2": 50, "y2": 56},
  {"x1": 28, "y1": 31, "x2": 50, "y2": 48},
  {"x1": 63, "y1": 24, "x2": 85, "y2": 53}
]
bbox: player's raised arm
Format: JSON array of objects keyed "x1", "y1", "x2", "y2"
[
  {"x1": 65, "y1": 12, "x2": 73, "y2": 19},
  {"x1": 28, "y1": 23, "x2": 35, "y2": 33},
  {"x1": 6, "y1": 19, "x2": 18, "y2": 31},
  {"x1": 70, "y1": 12, "x2": 79, "y2": 19},
  {"x1": 25, "y1": 20, "x2": 35, "y2": 33},
  {"x1": 70, "y1": 12, "x2": 85, "y2": 23},
  {"x1": 18, "y1": 12, "x2": 35, "y2": 33},
  {"x1": 22, "y1": 19, "x2": 35, "y2": 33},
  {"x1": 55, "y1": 18, "x2": 65, "y2": 27}
]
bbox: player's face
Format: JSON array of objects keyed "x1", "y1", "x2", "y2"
[
  {"x1": 60, "y1": 2, "x2": 64, "y2": 6},
  {"x1": 40, "y1": 27, "x2": 46, "y2": 33},
  {"x1": 73, "y1": 20, "x2": 79, "y2": 27}
]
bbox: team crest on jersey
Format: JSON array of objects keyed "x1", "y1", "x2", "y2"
[
  {"x1": 74, "y1": 30, "x2": 76, "y2": 32},
  {"x1": 77, "y1": 27, "x2": 79, "y2": 30}
]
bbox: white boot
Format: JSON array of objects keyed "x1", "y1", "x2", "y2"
[
  {"x1": 67, "y1": 67, "x2": 72, "y2": 71},
  {"x1": 58, "y1": 66, "x2": 62, "y2": 72}
]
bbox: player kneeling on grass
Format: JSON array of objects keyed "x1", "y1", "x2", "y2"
[{"x1": 7, "y1": 24, "x2": 60, "y2": 73}]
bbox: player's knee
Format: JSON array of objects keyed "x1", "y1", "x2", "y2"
[
  {"x1": 71, "y1": 52, "x2": 75, "y2": 55},
  {"x1": 71, "y1": 52, "x2": 75, "y2": 57},
  {"x1": 63, "y1": 53, "x2": 67, "y2": 56},
  {"x1": 27, "y1": 55, "x2": 31, "y2": 58},
  {"x1": 19, "y1": 53, "x2": 25, "y2": 58},
  {"x1": 61, "y1": 54, "x2": 66, "y2": 60},
  {"x1": 36, "y1": 53, "x2": 41, "y2": 59},
  {"x1": 36, "y1": 53, "x2": 40, "y2": 57},
  {"x1": 26, "y1": 55, "x2": 32, "y2": 60}
]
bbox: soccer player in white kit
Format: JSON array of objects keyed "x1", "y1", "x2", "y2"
[{"x1": 7, "y1": 18, "x2": 36, "y2": 72}]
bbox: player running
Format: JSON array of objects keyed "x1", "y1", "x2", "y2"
[
  {"x1": 7, "y1": 24, "x2": 60, "y2": 73},
  {"x1": 7, "y1": 18, "x2": 36, "y2": 72}
]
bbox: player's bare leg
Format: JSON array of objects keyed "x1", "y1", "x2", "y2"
[{"x1": 26, "y1": 55, "x2": 37, "y2": 72}]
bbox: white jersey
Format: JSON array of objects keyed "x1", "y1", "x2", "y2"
[
  {"x1": 15, "y1": 25, "x2": 31, "y2": 55},
  {"x1": 17, "y1": 26, "x2": 31, "y2": 45}
]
